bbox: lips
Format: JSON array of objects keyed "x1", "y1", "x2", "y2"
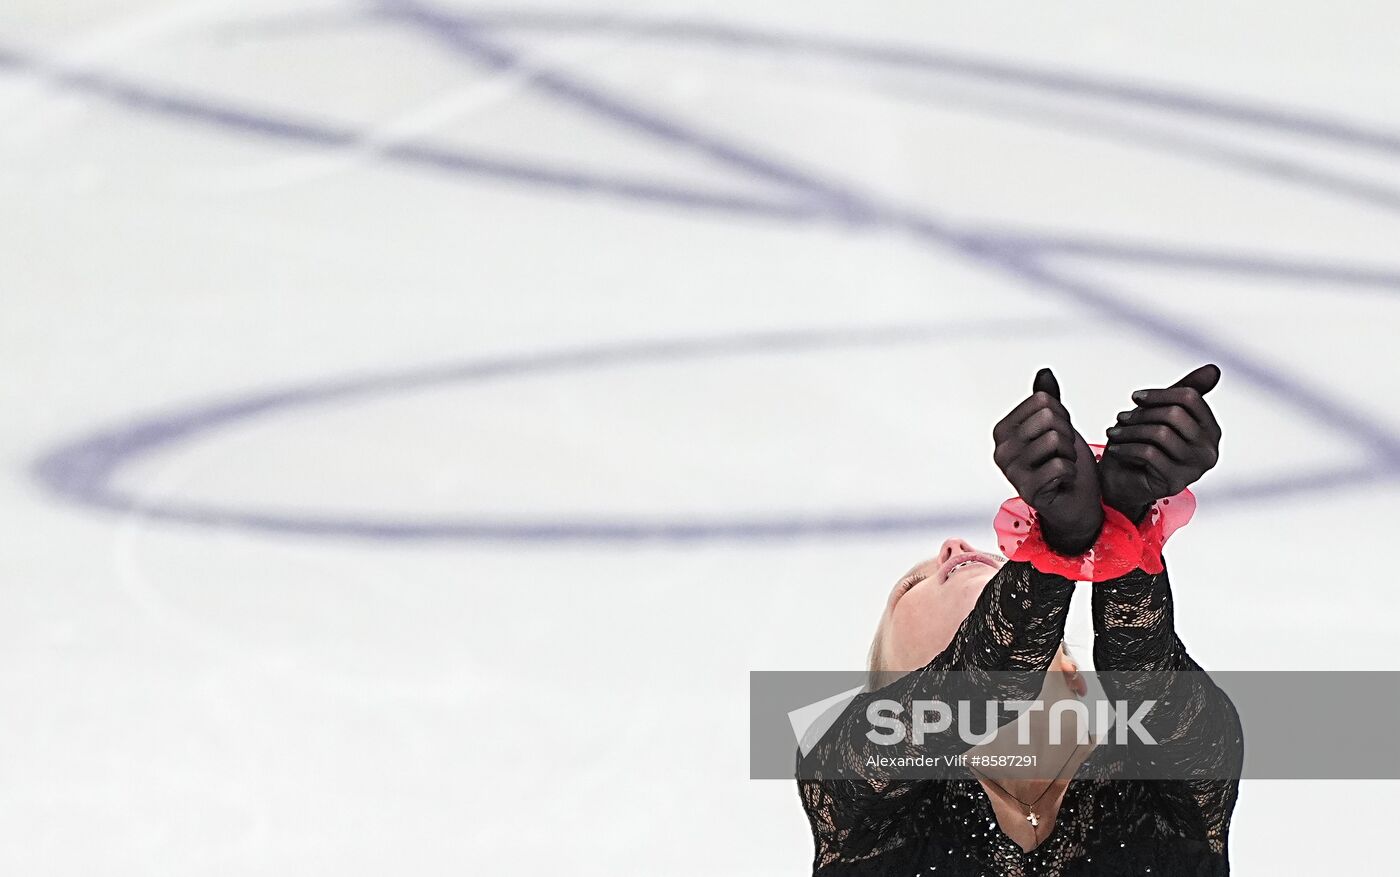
[{"x1": 936, "y1": 551, "x2": 1001, "y2": 585}]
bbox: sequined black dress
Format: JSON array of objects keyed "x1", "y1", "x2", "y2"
[{"x1": 797, "y1": 560, "x2": 1242, "y2": 876}]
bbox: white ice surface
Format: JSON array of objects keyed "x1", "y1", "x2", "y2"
[{"x1": 3, "y1": 2, "x2": 1399, "y2": 874}]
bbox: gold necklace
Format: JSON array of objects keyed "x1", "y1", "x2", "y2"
[{"x1": 969, "y1": 741, "x2": 1088, "y2": 841}]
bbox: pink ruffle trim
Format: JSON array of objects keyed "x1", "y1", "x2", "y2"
[{"x1": 993, "y1": 444, "x2": 1196, "y2": 582}]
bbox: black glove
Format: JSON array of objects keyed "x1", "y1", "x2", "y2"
[
  {"x1": 993, "y1": 368, "x2": 1104, "y2": 554},
  {"x1": 1100, "y1": 364, "x2": 1222, "y2": 523}
]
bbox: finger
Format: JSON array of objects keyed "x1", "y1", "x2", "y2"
[
  {"x1": 1033, "y1": 367, "x2": 1061, "y2": 401},
  {"x1": 1020, "y1": 457, "x2": 1074, "y2": 503},
  {"x1": 1113, "y1": 405, "x2": 1202, "y2": 442},
  {"x1": 1170, "y1": 363, "x2": 1221, "y2": 396},
  {"x1": 994, "y1": 394, "x2": 1042, "y2": 443},
  {"x1": 1023, "y1": 427, "x2": 1076, "y2": 468},
  {"x1": 1129, "y1": 387, "x2": 1214, "y2": 431},
  {"x1": 994, "y1": 391, "x2": 1072, "y2": 442},
  {"x1": 1191, "y1": 391, "x2": 1223, "y2": 443},
  {"x1": 1131, "y1": 400, "x2": 1220, "y2": 448},
  {"x1": 994, "y1": 434, "x2": 1038, "y2": 471},
  {"x1": 1105, "y1": 423, "x2": 1192, "y2": 462},
  {"x1": 1015, "y1": 407, "x2": 1072, "y2": 444},
  {"x1": 1103, "y1": 443, "x2": 1184, "y2": 491},
  {"x1": 992, "y1": 439, "x2": 1020, "y2": 470}
]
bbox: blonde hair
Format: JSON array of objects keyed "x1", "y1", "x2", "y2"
[
  {"x1": 866, "y1": 627, "x2": 885, "y2": 691},
  {"x1": 866, "y1": 616, "x2": 904, "y2": 692}
]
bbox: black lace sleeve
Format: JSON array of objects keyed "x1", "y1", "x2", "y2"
[
  {"x1": 797, "y1": 561, "x2": 1075, "y2": 868},
  {"x1": 1091, "y1": 560, "x2": 1243, "y2": 856}
]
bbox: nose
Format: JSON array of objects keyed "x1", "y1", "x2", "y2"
[{"x1": 938, "y1": 538, "x2": 975, "y2": 563}]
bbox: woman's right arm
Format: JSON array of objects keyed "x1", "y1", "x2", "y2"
[
  {"x1": 800, "y1": 559, "x2": 1076, "y2": 777},
  {"x1": 797, "y1": 368, "x2": 1100, "y2": 868},
  {"x1": 797, "y1": 560, "x2": 1074, "y2": 870}
]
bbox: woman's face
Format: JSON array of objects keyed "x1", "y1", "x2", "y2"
[
  {"x1": 875, "y1": 538, "x2": 1083, "y2": 690},
  {"x1": 878, "y1": 538, "x2": 1003, "y2": 673}
]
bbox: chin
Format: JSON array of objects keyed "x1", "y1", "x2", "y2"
[{"x1": 953, "y1": 568, "x2": 998, "y2": 593}]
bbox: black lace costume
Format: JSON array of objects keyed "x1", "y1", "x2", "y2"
[{"x1": 797, "y1": 560, "x2": 1242, "y2": 876}]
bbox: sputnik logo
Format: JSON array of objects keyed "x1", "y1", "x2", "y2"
[{"x1": 789, "y1": 686, "x2": 865, "y2": 756}]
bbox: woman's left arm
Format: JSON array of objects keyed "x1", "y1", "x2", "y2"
[
  {"x1": 1092, "y1": 364, "x2": 1239, "y2": 852},
  {"x1": 1092, "y1": 561, "x2": 1243, "y2": 856}
]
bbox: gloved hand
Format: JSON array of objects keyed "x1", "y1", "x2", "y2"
[
  {"x1": 1100, "y1": 364, "x2": 1223, "y2": 523},
  {"x1": 993, "y1": 368, "x2": 1104, "y2": 554}
]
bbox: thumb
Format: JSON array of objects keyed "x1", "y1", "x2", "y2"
[
  {"x1": 1033, "y1": 367, "x2": 1061, "y2": 400},
  {"x1": 1170, "y1": 363, "x2": 1221, "y2": 396}
]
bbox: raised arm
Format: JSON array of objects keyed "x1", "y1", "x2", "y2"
[
  {"x1": 1093, "y1": 364, "x2": 1240, "y2": 854},
  {"x1": 802, "y1": 367, "x2": 1100, "y2": 780},
  {"x1": 799, "y1": 369, "x2": 1104, "y2": 868},
  {"x1": 798, "y1": 560, "x2": 1074, "y2": 869},
  {"x1": 801, "y1": 559, "x2": 1076, "y2": 772},
  {"x1": 1092, "y1": 562, "x2": 1243, "y2": 855}
]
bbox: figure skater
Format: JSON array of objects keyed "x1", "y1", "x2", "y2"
[{"x1": 797, "y1": 365, "x2": 1242, "y2": 876}]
